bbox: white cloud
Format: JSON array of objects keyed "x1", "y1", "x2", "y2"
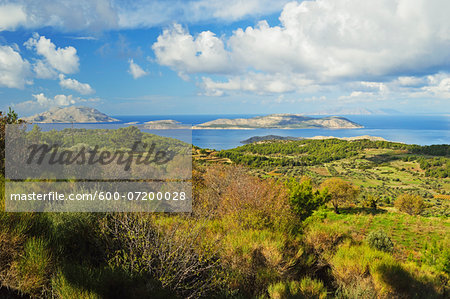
[
  {"x1": 153, "y1": 24, "x2": 233, "y2": 75},
  {"x1": 33, "y1": 60, "x2": 57, "y2": 79},
  {"x1": 32, "y1": 93, "x2": 76, "y2": 107},
  {"x1": 14, "y1": 93, "x2": 100, "y2": 114},
  {"x1": 201, "y1": 73, "x2": 315, "y2": 95},
  {"x1": 0, "y1": 45, "x2": 31, "y2": 88},
  {"x1": 153, "y1": 0, "x2": 450, "y2": 96},
  {"x1": 0, "y1": 0, "x2": 118, "y2": 32},
  {"x1": 0, "y1": 4, "x2": 27, "y2": 31},
  {"x1": 421, "y1": 73, "x2": 450, "y2": 98},
  {"x1": 24, "y1": 33, "x2": 79, "y2": 74},
  {"x1": 58, "y1": 74, "x2": 94, "y2": 94},
  {"x1": 0, "y1": 0, "x2": 286, "y2": 32},
  {"x1": 128, "y1": 59, "x2": 148, "y2": 79}
]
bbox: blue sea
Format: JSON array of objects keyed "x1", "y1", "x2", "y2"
[{"x1": 111, "y1": 114, "x2": 450, "y2": 150}]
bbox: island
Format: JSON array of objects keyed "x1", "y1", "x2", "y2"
[
  {"x1": 23, "y1": 106, "x2": 119, "y2": 123},
  {"x1": 193, "y1": 114, "x2": 362, "y2": 129}
]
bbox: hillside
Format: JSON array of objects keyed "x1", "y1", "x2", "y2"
[
  {"x1": 241, "y1": 134, "x2": 387, "y2": 144},
  {"x1": 193, "y1": 114, "x2": 363, "y2": 129},
  {"x1": 24, "y1": 106, "x2": 119, "y2": 123}
]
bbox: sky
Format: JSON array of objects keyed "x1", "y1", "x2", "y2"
[{"x1": 0, "y1": 0, "x2": 450, "y2": 116}]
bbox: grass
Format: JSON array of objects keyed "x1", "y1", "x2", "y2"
[{"x1": 309, "y1": 208, "x2": 449, "y2": 263}]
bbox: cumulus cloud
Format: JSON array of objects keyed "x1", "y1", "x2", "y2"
[
  {"x1": 0, "y1": 0, "x2": 286, "y2": 32},
  {"x1": 24, "y1": 33, "x2": 79, "y2": 74},
  {"x1": 0, "y1": 3, "x2": 27, "y2": 31},
  {"x1": 153, "y1": 24, "x2": 233, "y2": 75},
  {"x1": 58, "y1": 74, "x2": 94, "y2": 94},
  {"x1": 153, "y1": 0, "x2": 450, "y2": 95},
  {"x1": 0, "y1": 0, "x2": 118, "y2": 32},
  {"x1": 128, "y1": 59, "x2": 148, "y2": 79},
  {"x1": 14, "y1": 93, "x2": 100, "y2": 114},
  {"x1": 32, "y1": 60, "x2": 57, "y2": 79},
  {"x1": 32, "y1": 93, "x2": 76, "y2": 107},
  {"x1": 420, "y1": 73, "x2": 450, "y2": 98},
  {"x1": 0, "y1": 45, "x2": 31, "y2": 88}
]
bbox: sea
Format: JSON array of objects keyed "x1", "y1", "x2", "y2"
[{"x1": 110, "y1": 114, "x2": 450, "y2": 150}]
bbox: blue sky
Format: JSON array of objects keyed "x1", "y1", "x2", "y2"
[{"x1": 0, "y1": 0, "x2": 449, "y2": 116}]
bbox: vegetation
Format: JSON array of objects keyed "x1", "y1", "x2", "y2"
[
  {"x1": 0, "y1": 109, "x2": 448, "y2": 298},
  {"x1": 366, "y1": 229, "x2": 394, "y2": 253},
  {"x1": 320, "y1": 178, "x2": 359, "y2": 213},
  {"x1": 395, "y1": 193, "x2": 426, "y2": 215}
]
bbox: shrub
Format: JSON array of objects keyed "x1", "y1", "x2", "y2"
[
  {"x1": 366, "y1": 230, "x2": 394, "y2": 253},
  {"x1": 286, "y1": 177, "x2": 330, "y2": 221},
  {"x1": 102, "y1": 213, "x2": 224, "y2": 298},
  {"x1": 394, "y1": 193, "x2": 425, "y2": 215}
]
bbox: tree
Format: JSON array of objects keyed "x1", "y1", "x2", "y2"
[
  {"x1": 320, "y1": 177, "x2": 359, "y2": 213},
  {"x1": 394, "y1": 193, "x2": 425, "y2": 215},
  {"x1": 286, "y1": 177, "x2": 330, "y2": 221}
]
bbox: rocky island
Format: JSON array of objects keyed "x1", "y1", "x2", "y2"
[
  {"x1": 24, "y1": 106, "x2": 119, "y2": 123},
  {"x1": 193, "y1": 114, "x2": 362, "y2": 129}
]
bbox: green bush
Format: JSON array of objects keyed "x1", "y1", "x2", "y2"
[{"x1": 366, "y1": 230, "x2": 394, "y2": 253}]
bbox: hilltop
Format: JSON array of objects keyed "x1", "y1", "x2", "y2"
[{"x1": 24, "y1": 106, "x2": 119, "y2": 123}]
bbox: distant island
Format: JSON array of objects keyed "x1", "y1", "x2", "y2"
[
  {"x1": 193, "y1": 114, "x2": 363, "y2": 129},
  {"x1": 24, "y1": 106, "x2": 119, "y2": 123},
  {"x1": 139, "y1": 120, "x2": 191, "y2": 130},
  {"x1": 23, "y1": 108, "x2": 362, "y2": 129},
  {"x1": 241, "y1": 135, "x2": 387, "y2": 144}
]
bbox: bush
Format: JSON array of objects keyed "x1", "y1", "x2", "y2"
[
  {"x1": 366, "y1": 230, "x2": 394, "y2": 253},
  {"x1": 394, "y1": 193, "x2": 425, "y2": 215},
  {"x1": 286, "y1": 177, "x2": 330, "y2": 221}
]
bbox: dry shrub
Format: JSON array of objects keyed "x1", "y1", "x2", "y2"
[
  {"x1": 304, "y1": 222, "x2": 349, "y2": 256},
  {"x1": 102, "y1": 213, "x2": 223, "y2": 299}
]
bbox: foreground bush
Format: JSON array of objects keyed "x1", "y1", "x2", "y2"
[
  {"x1": 102, "y1": 213, "x2": 224, "y2": 299},
  {"x1": 366, "y1": 230, "x2": 394, "y2": 253}
]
